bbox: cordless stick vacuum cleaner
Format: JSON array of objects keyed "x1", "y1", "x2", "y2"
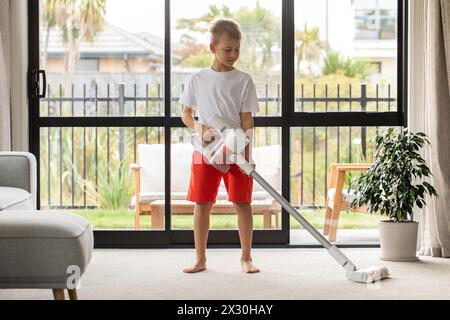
[{"x1": 191, "y1": 117, "x2": 389, "y2": 283}]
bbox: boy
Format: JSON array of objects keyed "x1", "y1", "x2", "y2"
[{"x1": 180, "y1": 19, "x2": 260, "y2": 274}]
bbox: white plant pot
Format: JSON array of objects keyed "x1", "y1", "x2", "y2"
[{"x1": 379, "y1": 221, "x2": 419, "y2": 262}]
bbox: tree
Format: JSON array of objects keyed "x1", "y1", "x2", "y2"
[
  {"x1": 322, "y1": 51, "x2": 373, "y2": 80},
  {"x1": 173, "y1": 34, "x2": 209, "y2": 65},
  {"x1": 180, "y1": 51, "x2": 213, "y2": 68},
  {"x1": 42, "y1": 0, "x2": 107, "y2": 93},
  {"x1": 234, "y1": 1, "x2": 280, "y2": 74},
  {"x1": 175, "y1": 1, "x2": 281, "y2": 75},
  {"x1": 295, "y1": 23, "x2": 328, "y2": 75},
  {"x1": 176, "y1": 4, "x2": 232, "y2": 34},
  {"x1": 42, "y1": 0, "x2": 60, "y2": 70}
]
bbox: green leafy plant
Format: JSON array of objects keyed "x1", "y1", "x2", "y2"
[
  {"x1": 65, "y1": 157, "x2": 134, "y2": 210},
  {"x1": 323, "y1": 51, "x2": 373, "y2": 80},
  {"x1": 95, "y1": 158, "x2": 134, "y2": 210},
  {"x1": 348, "y1": 128, "x2": 438, "y2": 222}
]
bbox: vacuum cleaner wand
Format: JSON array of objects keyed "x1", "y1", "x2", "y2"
[{"x1": 198, "y1": 127, "x2": 389, "y2": 283}]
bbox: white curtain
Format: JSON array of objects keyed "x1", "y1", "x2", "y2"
[
  {"x1": 418, "y1": 0, "x2": 450, "y2": 258},
  {"x1": 0, "y1": 0, "x2": 11, "y2": 151}
]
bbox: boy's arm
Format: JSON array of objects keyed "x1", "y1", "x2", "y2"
[
  {"x1": 181, "y1": 106, "x2": 214, "y2": 142},
  {"x1": 240, "y1": 112, "x2": 254, "y2": 164},
  {"x1": 181, "y1": 106, "x2": 197, "y2": 129}
]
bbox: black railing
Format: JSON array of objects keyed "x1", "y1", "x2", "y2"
[{"x1": 40, "y1": 83, "x2": 396, "y2": 210}]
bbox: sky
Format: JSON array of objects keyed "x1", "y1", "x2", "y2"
[
  {"x1": 103, "y1": 0, "x2": 350, "y2": 55},
  {"x1": 103, "y1": 0, "x2": 321, "y2": 42}
]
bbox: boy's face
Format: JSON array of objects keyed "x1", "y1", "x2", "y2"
[{"x1": 210, "y1": 35, "x2": 240, "y2": 68}]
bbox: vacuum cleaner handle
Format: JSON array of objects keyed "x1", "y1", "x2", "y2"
[
  {"x1": 230, "y1": 153, "x2": 330, "y2": 246},
  {"x1": 229, "y1": 153, "x2": 254, "y2": 175},
  {"x1": 230, "y1": 152, "x2": 359, "y2": 269},
  {"x1": 251, "y1": 170, "x2": 333, "y2": 250},
  {"x1": 252, "y1": 169, "x2": 360, "y2": 272}
]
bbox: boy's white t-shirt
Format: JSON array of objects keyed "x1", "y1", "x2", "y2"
[{"x1": 179, "y1": 67, "x2": 260, "y2": 129}]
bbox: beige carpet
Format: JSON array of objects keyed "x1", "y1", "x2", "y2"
[{"x1": 1, "y1": 248, "x2": 450, "y2": 300}]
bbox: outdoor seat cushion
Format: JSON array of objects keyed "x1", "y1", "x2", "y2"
[
  {"x1": 0, "y1": 187, "x2": 34, "y2": 211},
  {"x1": 327, "y1": 188, "x2": 358, "y2": 203},
  {"x1": 0, "y1": 211, "x2": 93, "y2": 289}
]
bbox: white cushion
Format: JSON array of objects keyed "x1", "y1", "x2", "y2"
[
  {"x1": 171, "y1": 143, "x2": 194, "y2": 192},
  {"x1": 138, "y1": 144, "x2": 165, "y2": 195},
  {"x1": 0, "y1": 187, "x2": 34, "y2": 211},
  {"x1": 138, "y1": 143, "x2": 195, "y2": 194},
  {"x1": 327, "y1": 188, "x2": 358, "y2": 203},
  {"x1": 252, "y1": 145, "x2": 281, "y2": 193},
  {"x1": 135, "y1": 143, "x2": 282, "y2": 202}
]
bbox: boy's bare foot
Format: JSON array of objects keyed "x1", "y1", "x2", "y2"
[
  {"x1": 241, "y1": 260, "x2": 260, "y2": 273},
  {"x1": 183, "y1": 261, "x2": 207, "y2": 273}
]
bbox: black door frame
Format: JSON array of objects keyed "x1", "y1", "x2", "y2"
[{"x1": 28, "y1": 0, "x2": 408, "y2": 248}]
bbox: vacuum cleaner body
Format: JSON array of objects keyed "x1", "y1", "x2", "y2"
[{"x1": 190, "y1": 116, "x2": 248, "y2": 173}]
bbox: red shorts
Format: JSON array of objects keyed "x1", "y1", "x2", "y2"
[{"x1": 186, "y1": 151, "x2": 253, "y2": 203}]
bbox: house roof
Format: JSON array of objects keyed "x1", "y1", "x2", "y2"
[{"x1": 41, "y1": 22, "x2": 164, "y2": 58}]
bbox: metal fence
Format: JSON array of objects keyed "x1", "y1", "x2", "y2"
[{"x1": 39, "y1": 83, "x2": 396, "y2": 210}]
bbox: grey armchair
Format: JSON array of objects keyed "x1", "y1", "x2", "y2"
[
  {"x1": 0, "y1": 152, "x2": 37, "y2": 210},
  {"x1": 0, "y1": 152, "x2": 94, "y2": 300}
]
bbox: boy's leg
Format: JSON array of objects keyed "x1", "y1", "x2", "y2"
[
  {"x1": 185, "y1": 151, "x2": 223, "y2": 273},
  {"x1": 183, "y1": 202, "x2": 213, "y2": 273},
  {"x1": 223, "y1": 164, "x2": 259, "y2": 273},
  {"x1": 233, "y1": 202, "x2": 260, "y2": 273}
]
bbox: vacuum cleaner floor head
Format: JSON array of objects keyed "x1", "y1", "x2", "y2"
[{"x1": 348, "y1": 265, "x2": 390, "y2": 283}]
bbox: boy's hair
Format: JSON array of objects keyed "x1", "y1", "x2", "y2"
[{"x1": 209, "y1": 19, "x2": 241, "y2": 45}]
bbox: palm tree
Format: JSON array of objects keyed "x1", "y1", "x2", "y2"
[
  {"x1": 322, "y1": 51, "x2": 372, "y2": 79},
  {"x1": 42, "y1": 0, "x2": 107, "y2": 93},
  {"x1": 295, "y1": 23, "x2": 328, "y2": 75}
]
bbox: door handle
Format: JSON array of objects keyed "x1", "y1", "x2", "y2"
[{"x1": 30, "y1": 69, "x2": 46, "y2": 98}]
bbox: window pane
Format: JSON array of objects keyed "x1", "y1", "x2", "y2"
[
  {"x1": 290, "y1": 126, "x2": 401, "y2": 245},
  {"x1": 39, "y1": 127, "x2": 165, "y2": 230},
  {"x1": 172, "y1": 0, "x2": 282, "y2": 117},
  {"x1": 39, "y1": 0, "x2": 165, "y2": 117},
  {"x1": 294, "y1": 0, "x2": 398, "y2": 112}
]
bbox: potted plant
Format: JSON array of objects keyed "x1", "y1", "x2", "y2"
[{"x1": 348, "y1": 128, "x2": 438, "y2": 261}]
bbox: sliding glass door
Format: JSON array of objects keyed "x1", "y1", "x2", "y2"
[{"x1": 28, "y1": 0, "x2": 407, "y2": 247}]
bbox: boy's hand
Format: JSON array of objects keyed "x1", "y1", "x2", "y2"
[
  {"x1": 201, "y1": 127, "x2": 217, "y2": 144},
  {"x1": 194, "y1": 121, "x2": 216, "y2": 145}
]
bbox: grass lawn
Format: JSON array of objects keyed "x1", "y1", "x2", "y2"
[{"x1": 71, "y1": 208, "x2": 384, "y2": 230}]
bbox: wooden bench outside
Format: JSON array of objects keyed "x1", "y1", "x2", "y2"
[{"x1": 147, "y1": 199, "x2": 282, "y2": 230}]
